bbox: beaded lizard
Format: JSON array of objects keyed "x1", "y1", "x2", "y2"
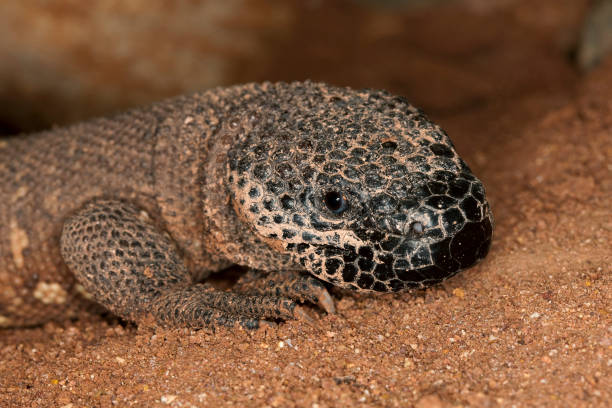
[{"x1": 0, "y1": 81, "x2": 493, "y2": 329}]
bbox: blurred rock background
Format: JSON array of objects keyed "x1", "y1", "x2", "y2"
[{"x1": 0, "y1": 0, "x2": 591, "y2": 133}]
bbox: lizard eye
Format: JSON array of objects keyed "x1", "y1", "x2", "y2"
[{"x1": 324, "y1": 191, "x2": 348, "y2": 214}]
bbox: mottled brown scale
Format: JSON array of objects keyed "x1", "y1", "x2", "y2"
[{"x1": 0, "y1": 81, "x2": 492, "y2": 329}]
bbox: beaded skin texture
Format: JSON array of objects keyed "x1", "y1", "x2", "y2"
[{"x1": 0, "y1": 81, "x2": 493, "y2": 329}]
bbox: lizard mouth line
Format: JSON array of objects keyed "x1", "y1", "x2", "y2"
[{"x1": 305, "y1": 211, "x2": 493, "y2": 292}]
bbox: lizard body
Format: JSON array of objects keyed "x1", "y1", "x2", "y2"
[{"x1": 0, "y1": 82, "x2": 493, "y2": 329}]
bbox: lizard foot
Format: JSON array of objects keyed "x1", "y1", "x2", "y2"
[
  {"x1": 151, "y1": 284, "x2": 312, "y2": 329},
  {"x1": 233, "y1": 270, "x2": 336, "y2": 315}
]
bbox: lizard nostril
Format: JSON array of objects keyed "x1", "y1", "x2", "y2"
[{"x1": 409, "y1": 221, "x2": 424, "y2": 236}]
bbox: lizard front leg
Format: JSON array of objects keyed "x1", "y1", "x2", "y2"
[{"x1": 60, "y1": 199, "x2": 310, "y2": 329}]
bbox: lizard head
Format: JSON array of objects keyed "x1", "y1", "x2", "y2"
[{"x1": 227, "y1": 82, "x2": 493, "y2": 292}]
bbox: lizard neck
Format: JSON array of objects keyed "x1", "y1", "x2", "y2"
[
  {"x1": 196, "y1": 85, "x2": 300, "y2": 272},
  {"x1": 152, "y1": 94, "x2": 231, "y2": 277},
  {"x1": 153, "y1": 86, "x2": 301, "y2": 276}
]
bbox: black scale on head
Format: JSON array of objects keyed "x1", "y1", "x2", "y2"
[{"x1": 228, "y1": 82, "x2": 493, "y2": 292}]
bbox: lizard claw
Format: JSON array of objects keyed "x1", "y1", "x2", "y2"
[{"x1": 316, "y1": 288, "x2": 336, "y2": 315}]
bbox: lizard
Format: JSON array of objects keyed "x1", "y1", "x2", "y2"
[{"x1": 0, "y1": 81, "x2": 493, "y2": 330}]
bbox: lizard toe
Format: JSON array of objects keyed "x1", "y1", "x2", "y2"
[{"x1": 234, "y1": 270, "x2": 336, "y2": 315}]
